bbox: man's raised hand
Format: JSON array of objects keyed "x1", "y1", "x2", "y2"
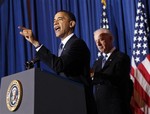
[{"x1": 18, "y1": 26, "x2": 40, "y2": 47}]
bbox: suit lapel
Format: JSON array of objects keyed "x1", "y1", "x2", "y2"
[
  {"x1": 93, "y1": 56, "x2": 103, "y2": 71},
  {"x1": 61, "y1": 35, "x2": 77, "y2": 56},
  {"x1": 102, "y1": 49, "x2": 118, "y2": 69}
]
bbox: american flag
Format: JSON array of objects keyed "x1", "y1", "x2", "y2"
[
  {"x1": 97, "y1": 0, "x2": 109, "y2": 58},
  {"x1": 130, "y1": 0, "x2": 150, "y2": 114},
  {"x1": 100, "y1": 0, "x2": 109, "y2": 29}
]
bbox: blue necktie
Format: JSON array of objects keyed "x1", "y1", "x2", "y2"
[
  {"x1": 102, "y1": 54, "x2": 107, "y2": 68},
  {"x1": 93, "y1": 54, "x2": 107, "y2": 98},
  {"x1": 58, "y1": 43, "x2": 64, "y2": 57}
]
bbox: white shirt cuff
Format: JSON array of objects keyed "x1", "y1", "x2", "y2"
[{"x1": 36, "y1": 44, "x2": 43, "y2": 51}]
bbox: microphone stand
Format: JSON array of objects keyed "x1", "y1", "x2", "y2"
[{"x1": 25, "y1": 57, "x2": 40, "y2": 70}]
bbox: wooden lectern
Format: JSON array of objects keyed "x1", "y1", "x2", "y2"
[{"x1": 0, "y1": 68, "x2": 87, "y2": 114}]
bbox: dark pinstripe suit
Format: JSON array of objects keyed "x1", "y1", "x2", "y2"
[{"x1": 92, "y1": 49, "x2": 132, "y2": 114}]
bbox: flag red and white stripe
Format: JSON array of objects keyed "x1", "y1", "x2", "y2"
[{"x1": 130, "y1": 0, "x2": 150, "y2": 114}]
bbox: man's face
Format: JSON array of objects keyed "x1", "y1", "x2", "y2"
[
  {"x1": 94, "y1": 30, "x2": 113, "y2": 53},
  {"x1": 54, "y1": 12, "x2": 74, "y2": 39}
]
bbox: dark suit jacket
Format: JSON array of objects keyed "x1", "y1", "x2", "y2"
[
  {"x1": 36, "y1": 34, "x2": 91, "y2": 84},
  {"x1": 92, "y1": 49, "x2": 132, "y2": 114},
  {"x1": 36, "y1": 34, "x2": 97, "y2": 114}
]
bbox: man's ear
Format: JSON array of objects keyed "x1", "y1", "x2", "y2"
[{"x1": 69, "y1": 21, "x2": 76, "y2": 28}]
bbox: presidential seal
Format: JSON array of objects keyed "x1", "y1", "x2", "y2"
[{"x1": 6, "y1": 80, "x2": 23, "y2": 112}]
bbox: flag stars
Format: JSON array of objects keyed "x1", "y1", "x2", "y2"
[
  {"x1": 135, "y1": 22, "x2": 138, "y2": 28},
  {"x1": 138, "y1": 36, "x2": 142, "y2": 41},
  {"x1": 133, "y1": 44, "x2": 136, "y2": 48},
  {"x1": 143, "y1": 36, "x2": 147, "y2": 41},
  {"x1": 139, "y1": 23, "x2": 144, "y2": 28},
  {"x1": 134, "y1": 30, "x2": 138, "y2": 35},
  {"x1": 103, "y1": 12, "x2": 106, "y2": 16},
  {"x1": 136, "y1": 16, "x2": 139, "y2": 21},
  {"x1": 132, "y1": 2, "x2": 150, "y2": 102},
  {"x1": 143, "y1": 32, "x2": 147, "y2": 36},
  {"x1": 144, "y1": 19, "x2": 147, "y2": 24},
  {"x1": 103, "y1": 25, "x2": 109, "y2": 29},
  {"x1": 144, "y1": 13, "x2": 147, "y2": 17},
  {"x1": 100, "y1": 4, "x2": 109, "y2": 29},
  {"x1": 138, "y1": 29, "x2": 143, "y2": 34},
  {"x1": 137, "y1": 9, "x2": 140, "y2": 14},
  {"x1": 105, "y1": 19, "x2": 108, "y2": 23},
  {"x1": 103, "y1": 18, "x2": 106, "y2": 23},
  {"x1": 135, "y1": 57, "x2": 140, "y2": 63},
  {"x1": 138, "y1": 2, "x2": 142, "y2": 7},
  {"x1": 142, "y1": 4, "x2": 145, "y2": 9},
  {"x1": 137, "y1": 43, "x2": 141, "y2": 48},
  {"x1": 147, "y1": 28, "x2": 149, "y2": 32},
  {"x1": 134, "y1": 36, "x2": 137, "y2": 41},
  {"x1": 142, "y1": 50, "x2": 147, "y2": 55},
  {"x1": 133, "y1": 51, "x2": 135, "y2": 55},
  {"x1": 136, "y1": 50, "x2": 140, "y2": 55},
  {"x1": 106, "y1": 25, "x2": 109, "y2": 29},
  {"x1": 103, "y1": 5, "x2": 106, "y2": 10},
  {"x1": 143, "y1": 43, "x2": 147, "y2": 48},
  {"x1": 140, "y1": 16, "x2": 144, "y2": 21},
  {"x1": 102, "y1": 18, "x2": 108, "y2": 23}
]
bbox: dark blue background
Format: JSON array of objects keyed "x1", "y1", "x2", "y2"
[{"x1": 0, "y1": 0, "x2": 150, "y2": 79}]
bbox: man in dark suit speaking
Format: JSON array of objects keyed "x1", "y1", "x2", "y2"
[
  {"x1": 92, "y1": 28, "x2": 132, "y2": 114},
  {"x1": 18, "y1": 10, "x2": 97, "y2": 114}
]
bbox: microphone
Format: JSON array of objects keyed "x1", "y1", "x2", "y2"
[{"x1": 25, "y1": 57, "x2": 40, "y2": 70}]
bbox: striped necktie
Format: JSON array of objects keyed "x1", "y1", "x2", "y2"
[
  {"x1": 58, "y1": 43, "x2": 64, "y2": 57},
  {"x1": 102, "y1": 54, "x2": 107, "y2": 68}
]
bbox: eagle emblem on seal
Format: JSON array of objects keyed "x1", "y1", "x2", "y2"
[{"x1": 6, "y1": 80, "x2": 23, "y2": 111}]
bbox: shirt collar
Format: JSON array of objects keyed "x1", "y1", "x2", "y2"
[
  {"x1": 103, "y1": 47, "x2": 116, "y2": 60},
  {"x1": 61, "y1": 33, "x2": 74, "y2": 47}
]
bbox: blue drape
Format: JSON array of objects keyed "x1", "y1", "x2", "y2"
[{"x1": 0, "y1": 0, "x2": 150, "y2": 79}]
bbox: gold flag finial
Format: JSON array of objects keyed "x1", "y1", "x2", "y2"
[{"x1": 101, "y1": 0, "x2": 106, "y2": 6}]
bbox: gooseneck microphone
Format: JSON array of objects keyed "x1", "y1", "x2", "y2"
[{"x1": 25, "y1": 57, "x2": 40, "y2": 70}]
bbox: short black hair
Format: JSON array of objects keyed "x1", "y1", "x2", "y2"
[{"x1": 56, "y1": 10, "x2": 76, "y2": 22}]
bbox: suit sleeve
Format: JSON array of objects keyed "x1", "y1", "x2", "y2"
[
  {"x1": 36, "y1": 45, "x2": 63, "y2": 72},
  {"x1": 35, "y1": 39, "x2": 90, "y2": 75}
]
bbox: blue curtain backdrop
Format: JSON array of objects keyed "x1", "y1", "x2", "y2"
[{"x1": 0, "y1": 0, "x2": 150, "y2": 79}]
